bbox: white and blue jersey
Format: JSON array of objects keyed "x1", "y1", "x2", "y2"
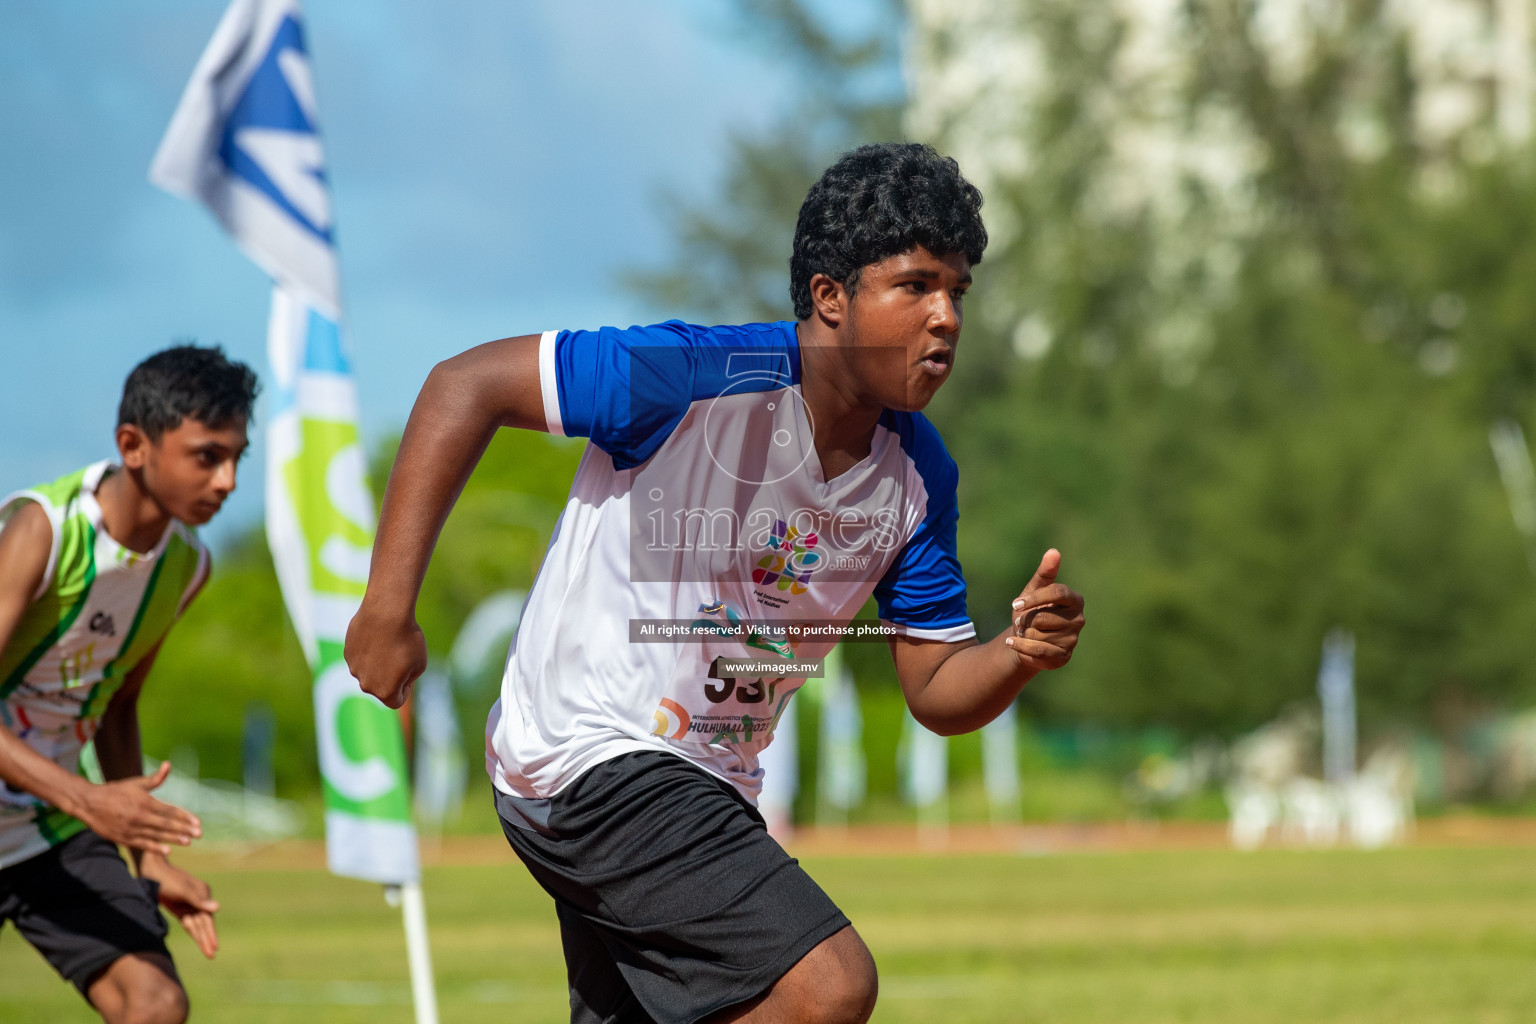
[{"x1": 485, "y1": 320, "x2": 975, "y2": 803}]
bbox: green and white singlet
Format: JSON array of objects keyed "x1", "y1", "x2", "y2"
[{"x1": 0, "y1": 461, "x2": 208, "y2": 869}]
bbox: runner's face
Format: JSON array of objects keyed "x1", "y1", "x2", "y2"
[
  {"x1": 843, "y1": 246, "x2": 971, "y2": 412},
  {"x1": 125, "y1": 416, "x2": 249, "y2": 526}
]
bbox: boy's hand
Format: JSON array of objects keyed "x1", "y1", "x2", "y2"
[
  {"x1": 1004, "y1": 549, "x2": 1085, "y2": 671},
  {"x1": 77, "y1": 762, "x2": 201, "y2": 855},
  {"x1": 139, "y1": 852, "x2": 220, "y2": 958},
  {"x1": 345, "y1": 602, "x2": 428, "y2": 710}
]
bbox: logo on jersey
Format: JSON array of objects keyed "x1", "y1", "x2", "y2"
[
  {"x1": 752, "y1": 520, "x2": 821, "y2": 595},
  {"x1": 88, "y1": 611, "x2": 116, "y2": 638},
  {"x1": 650, "y1": 698, "x2": 690, "y2": 740}
]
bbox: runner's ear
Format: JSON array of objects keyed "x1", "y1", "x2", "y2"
[{"x1": 117, "y1": 424, "x2": 150, "y2": 470}]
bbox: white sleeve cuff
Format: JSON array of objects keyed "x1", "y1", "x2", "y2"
[
  {"x1": 881, "y1": 619, "x2": 977, "y2": 643},
  {"x1": 538, "y1": 329, "x2": 564, "y2": 436}
]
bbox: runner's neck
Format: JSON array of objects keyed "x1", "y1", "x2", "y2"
[
  {"x1": 95, "y1": 467, "x2": 174, "y2": 554},
  {"x1": 795, "y1": 322, "x2": 885, "y2": 483}
]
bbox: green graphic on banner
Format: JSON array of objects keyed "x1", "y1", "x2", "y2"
[
  {"x1": 314, "y1": 642, "x2": 412, "y2": 821},
  {"x1": 263, "y1": 303, "x2": 419, "y2": 882},
  {"x1": 283, "y1": 418, "x2": 371, "y2": 597},
  {"x1": 283, "y1": 402, "x2": 415, "y2": 838},
  {"x1": 278, "y1": 310, "x2": 420, "y2": 884}
]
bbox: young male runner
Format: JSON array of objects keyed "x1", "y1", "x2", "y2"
[
  {"x1": 347, "y1": 143, "x2": 1086, "y2": 1024},
  {"x1": 0, "y1": 345, "x2": 257, "y2": 1024}
]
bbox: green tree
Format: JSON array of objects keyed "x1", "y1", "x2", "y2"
[
  {"x1": 140, "y1": 532, "x2": 316, "y2": 793},
  {"x1": 639, "y1": 0, "x2": 1536, "y2": 744},
  {"x1": 920, "y1": 0, "x2": 1536, "y2": 736},
  {"x1": 627, "y1": 0, "x2": 906, "y2": 323}
]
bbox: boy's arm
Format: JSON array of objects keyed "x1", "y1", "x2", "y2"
[
  {"x1": 0, "y1": 502, "x2": 82, "y2": 807},
  {"x1": 95, "y1": 642, "x2": 221, "y2": 959},
  {"x1": 890, "y1": 549, "x2": 1085, "y2": 735},
  {"x1": 347, "y1": 334, "x2": 545, "y2": 709},
  {"x1": 0, "y1": 502, "x2": 198, "y2": 853},
  {"x1": 91, "y1": 556, "x2": 210, "y2": 795}
]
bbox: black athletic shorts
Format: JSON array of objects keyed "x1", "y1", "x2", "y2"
[
  {"x1": 495, "y1": 750, "x2": 851, "y2": 1024},
  {"x1": 0, "y1": 829, "x2": 173, "y2": 995}
]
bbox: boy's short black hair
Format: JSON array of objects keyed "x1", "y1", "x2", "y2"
[
  {"x1": 790, "y1": 142, "x2": 987, "y2": 320},
  {"x1": 118, "y1": 344, "x2": 260, "y2": 441}
]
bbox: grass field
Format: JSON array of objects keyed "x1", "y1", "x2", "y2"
[{"x1": 3, "y1": 838, "x2": 1535, "y2": 1023}]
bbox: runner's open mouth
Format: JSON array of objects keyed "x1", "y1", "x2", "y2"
[{"x1": 919, "y1": 348, "x2": 952, "y2": 375}]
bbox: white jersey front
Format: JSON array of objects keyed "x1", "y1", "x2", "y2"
[{"x1": 485, "y1": 320, "x2": 974, "y2": 803}]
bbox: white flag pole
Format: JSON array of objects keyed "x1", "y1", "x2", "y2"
[{"x1": 387, "y1": 881, "x2": 440, "y2": 1024}]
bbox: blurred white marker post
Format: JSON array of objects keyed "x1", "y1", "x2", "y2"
[
  {"x1": 900, "y1": 708, "x2": 949, "y2": 847},
  {"x1": 413, "y1": 669, "x2": 467, "y2": 841},
  {"x1": 149, "y1": 2, "x2": 435, "y2": 1020},
  {"x1": 816, "y1": 646, "x2": 866, "y2": 828},
  {"x1": 449, "y1": 591, "x2": 527, "y2": 683},
  {"x1": 1490, "y1": 419, "x2": 1536, "y2": 576},
  {"x1": 982, "y1": 701, "x2": 1021, "y2": 825},
  {"x1": 1318, "y1": 630, "x2": 1357, "y2": 787}
]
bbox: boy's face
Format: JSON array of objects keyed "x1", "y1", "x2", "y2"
[
  {"x1": 119, "y1": 416, "x2": 249, "y2": 526},
  {"x1": 836, "y1": 245, "x2": 972, "y2": 412}
]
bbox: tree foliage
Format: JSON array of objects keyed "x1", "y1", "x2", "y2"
[
  {"x1": 625, "y1": 0, "x2": 905, "y2": 323},
  {"x1": 140, "y1": 531, "x2": 316, "y2": 792},
  {"x1": 636, "y1": 0, "x2": 1536, "y2": 740},
  {"x1": 141, "y1": 0, "x2": 1536, "y2": 792}
]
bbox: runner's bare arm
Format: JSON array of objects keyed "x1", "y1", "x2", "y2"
[
  {"x1": 93, "y1": 646, "x2": 161, "y2": 786},
  {"x1": 70, "y1": 642, "x2": 203, "y2": 856},
  {"x1": 93, "y1": 559, "x2": 209, "y2": 794},
  {"x1": 0, "y1": 503, "x2": 202, "y2": 853},
  {"x1": 889, "y1": 549, "x2": 1085, "y2": 735},
  {"x1": 0, "y1": 502, "x2": 86, "y2": 807},
  {"x1": 96, "y1": 639, "x2": 221, "y2": 959},
  {"x1": 346, "y1": 334, "x2": 545, "y2": 709}
]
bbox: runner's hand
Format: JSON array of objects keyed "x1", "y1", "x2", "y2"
[
  {"x1": 139, "y1": 853, "x2": 220, "y2": 959},
  {"x1": 78, "y1": 762, "x2": 201, "y2": 855},
  {"x1": 1004, "y1": 549, "x2": 1085, "y2": 671},
  {"x1": 345, "y1": 602, "x2": 428, "y2": 710}
]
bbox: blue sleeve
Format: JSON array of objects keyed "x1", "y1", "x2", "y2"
[
  {"x1": 548, "y1": 322, "x2": 695, "y2": 470},
  {"x1": 545, "y1": 320, "x2": 799, "y2": 470},
  {"x1": 873, "y1": 419, "x2": 974, "y2": 641}
]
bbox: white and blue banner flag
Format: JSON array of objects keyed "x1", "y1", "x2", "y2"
[
  {"x1": 152, "y1": 0, "x2": 419, "y2": 886},
  {"x1": 150, "y1": 0, "x2": 339, "y2": 319}
]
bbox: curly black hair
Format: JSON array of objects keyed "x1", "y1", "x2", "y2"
[
  {"x1": 118, "y1": 344, "x2": 261, "y2": 440},
  {"x1": 789, "y1": 142, "x2": 987, "y2": 321}
]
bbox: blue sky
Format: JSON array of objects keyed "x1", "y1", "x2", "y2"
[{"x1": 0, "y1": 1, "x2": 816, "y2": 546}]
